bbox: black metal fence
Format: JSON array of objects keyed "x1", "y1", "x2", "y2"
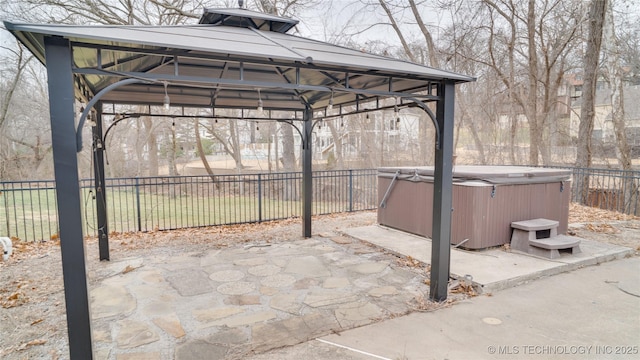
[
  {"x1": 2, "y1": 167, "x2": 638, "y2": 242},
  {"x1": 0, "y1": 169, "x2": 377, "y2": 242},
  {"x1": 559, "y1": 166, "x2": 640, "y2": 216}
]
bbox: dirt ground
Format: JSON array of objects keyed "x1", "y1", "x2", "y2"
[{"x1": 1, "y1": 206, "x2": 638, "y2": 359}]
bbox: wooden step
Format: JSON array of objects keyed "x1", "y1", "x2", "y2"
[
  {"x1": 529, "y1": 235, "x2": 580, "y2": 250},
  {"x1": 511, "y1": 218, "x2": 559, "y2": 232}
]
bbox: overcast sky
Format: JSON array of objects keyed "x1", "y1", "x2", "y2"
[{"x1": 0, "y1": 0, "x2": 444, "y2": 55}]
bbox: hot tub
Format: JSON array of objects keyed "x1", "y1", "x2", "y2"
[{"x1": 377, "y1": 166, "x2": 572, "y2": 249}]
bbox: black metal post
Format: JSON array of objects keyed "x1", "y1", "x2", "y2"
[
  {"x1": 44, "y1": 36, "x2": 94, "y2": 359},
  {"x1": 257, "y1": 174, "x2": 262, "y2": 222},
  {"x1": 348, "y1": 169, "x2": 353, "y2": 212},
  {"x1": 430, "y1": 80, "x2": 456, "y2": 302},
  {"x1": 93, "y1": 102, "x2": 109, "y2": 260},
  {"x1": 135, "y1": 178, "x2": 142, "y2": 231},
  {"x1": 302, "y1": 108, "x2": 313, "y2": 238}
]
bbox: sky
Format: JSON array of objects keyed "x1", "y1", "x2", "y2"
[
  {"x1": 0, "y1": 0, "x2": 444, "y2": 57},
  {"x1": 294, "y1": 0, "x2": 449, "y2": 47}
]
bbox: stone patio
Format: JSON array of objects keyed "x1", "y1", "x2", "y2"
[{"x1": 89, "y1": 236, "x2": 428, "y2": 359}]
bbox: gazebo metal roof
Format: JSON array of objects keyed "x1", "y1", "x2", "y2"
[
  {"x1": 4, "y1": 7, "x2": 472, "y2": 359},
  {"x1": 6, "y1": 18, "x2": 471, "y2": 113}
]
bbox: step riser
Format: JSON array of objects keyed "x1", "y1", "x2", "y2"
[{"x1": 511, "y1": 219, "x2": 581, "y2": 259}]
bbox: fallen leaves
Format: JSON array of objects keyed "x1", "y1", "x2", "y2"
[
  {"x1": 1, "y1": 238, "x2": 60, "y2": 264},
  {"x1": 1, "y1": 291, "x2": 28, "y2": 308},
  {"x1": 122, "y1": 264, "x2": 144, "y2": 274},
  {"x1": 397, "y1": 255, "x2": 422, "y2": 268},
  {"x1": 17, "y1": 339, "x2": 47, "y2": 351},
  {"x1": 449, "y1": 279, "x2": 478, "y2": 297},
  {"x1": 584, "y1": 223, "x2": 620, "y2": 234},
  {"x1": 569, "y1": 203, "x2": 639, "y2": 223},
  {"x1": 411, "y1": 294, "x2": 456, "y2": 312},
  {"x1": 0, "y1": 339, "x2": 48, "y2": 357},
  {"x1": 1, "y1": 280, "x2": 30, "y2": 308}
]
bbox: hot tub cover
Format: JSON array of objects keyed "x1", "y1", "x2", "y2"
[{"x1": 378, "y1": 165, "x2": 572, "y2": 185}]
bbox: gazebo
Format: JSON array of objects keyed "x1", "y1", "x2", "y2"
[{"x1": 4, "y1": 7, "x2": 474, "y2": 358}]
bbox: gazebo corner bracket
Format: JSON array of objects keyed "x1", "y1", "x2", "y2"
[
  {"x1": 76, "y1": 78, "x2": 149, "y2": 152},
  {"x1": 406, "y1": 97, "x2": 441, "y2": 150}
]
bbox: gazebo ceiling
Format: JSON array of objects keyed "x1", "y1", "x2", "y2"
[{"x1": 4, "y1": 8, "x2": 473, "y2": 114}]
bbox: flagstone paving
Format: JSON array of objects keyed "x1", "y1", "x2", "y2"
[{"x1": 90, "y1": 235, "x2": 428, "y2": 359}]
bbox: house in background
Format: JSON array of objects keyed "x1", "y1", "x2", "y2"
[{"x1": 570, "y1": 85, "x2": 640, "y2": 152}]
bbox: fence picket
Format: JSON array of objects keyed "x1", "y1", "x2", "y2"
[{"x1": 1, "y1": 167, "x2": 637, "y2": 242}]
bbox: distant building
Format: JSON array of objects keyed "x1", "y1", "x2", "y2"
[{"x1": 569, "y1": 86, "x2": 640, "y2": 148}]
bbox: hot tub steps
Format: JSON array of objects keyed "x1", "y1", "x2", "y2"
[{"x1": 511, "y1": 218, "x2": 581, "y2": 259}]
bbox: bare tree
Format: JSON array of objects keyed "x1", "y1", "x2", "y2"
[
  {"x1": 142, "y1": 116, "x2": 159, "y2": 176},
  {"x1": 0, "y1": 41, "x2": 33, "y2": 130},
  {"x1": 440, "y1": 0, "x2": 587, "y2": 165},
  {"x1": 603, "y1": 0, "x2": 634, "y2": 212},
  {"x1": 0, "y1": 39, "x2": 54, "y2": 180},
  {"x1": 576, "y1": 0, "x2": 607, "y2": 170},
  {"x1": 603, "y1": 0, "x2": 631, "y2": 170},
  {"x1": 194, "y1": 119, "x2": 216, "y2": 180},
  {"x1": 200, "y1": 118, "x2": 245, "y2": 171}
]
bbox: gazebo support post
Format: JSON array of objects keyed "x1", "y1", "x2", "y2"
[
  {"x1": 302, "y1": 108, "x2": 313, "y2": 238},
  {"x1": 93, "y1": 102, "x2": 109, "y2": 260},
  {"x1": 44, "y1": 36, "x2": 94, "y2": 359},
  {"x1": 429, "y1": 80, "x2": 456, "y2": 302}
]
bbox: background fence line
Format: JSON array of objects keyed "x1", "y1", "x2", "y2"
[
  {"x1": 0, "y1": 169, "x2": 377, "y2": 242},
  {"x1": 1, "y1": 167, "x2": 638, "y2": 242}
]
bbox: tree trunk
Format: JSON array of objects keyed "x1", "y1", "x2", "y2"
[
  {"x1": 408, "y1": 0, "x2": 438, "y2": 67},
  {"x1": 575, "y1": 1, "x2": 605, "y2": 204},
  {"x1": 604, "y1": 1, "x2": 631, "y2": 171},
  {"x1": 169, "y1": 123, "x2": 178, "y2": 176},
  {"x1": 467, "y1": 114, "x2": 487, "y2": 165},
  {"x1": 604, "y1": 0, "x2": 633, "y2": 213},
  {"x1": 229, "y1": 119, "x2": 244, "y2": 170},
  {"x1": 281, "y1": 122, "x2": 297, "y2": 200},
  {"x1": 327, "y1": 121, "x2": 344, "y2": 169},
  {"x1": 526, "y1": 0, "x2": 539, "y2": 165},
  {"x1": 142, "y1": 116, "x2": 158, "y2": 176},
  {"x1": 509, "y1": 114, "x2": 517, "y2": 165},
  {"x1": 0, "y1": 45, "x2": 31, "y2": 130},
  {"x1": 194, "y1": 119, "x2": 216, "y2": 182},
  {"x1": 135, "y1": 118, "x2": 144, "y2": 176},
  {"x1": 378, "y1": 0, "x2": 417, "y2": 62}
]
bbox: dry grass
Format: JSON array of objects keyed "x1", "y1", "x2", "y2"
[{"x1": 568, "y1": 203, "x2": 639, "y2": 223}]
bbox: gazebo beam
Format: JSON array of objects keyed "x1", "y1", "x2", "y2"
[
  {"x1": 93, "y1": 102, "x2": 109, "y2": 261},
  {"x1": 429, "y1": 80, "x2": 456, "y2": 302},
  {"x1": 70, "y1": 68, "x2": 439, "y2": 103},
  {"x1": 302, "y1": 108, "x2": 313, "y2": 238},
  {"x1": 44, "y1": 36, "x2": 94, "y2": 359}
]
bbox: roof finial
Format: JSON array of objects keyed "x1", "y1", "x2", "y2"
[{"x1": 238, "y1": 0, "x2": 244, "y2": 8}]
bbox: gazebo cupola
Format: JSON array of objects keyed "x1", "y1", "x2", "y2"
[{"x1": 199, "y1": 7, "x2": 299, "y2": 33}]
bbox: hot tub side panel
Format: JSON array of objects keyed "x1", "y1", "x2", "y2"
[
  {"x1": 378, "y1": 177, "x2": 432, "y2": 237},
  {"x1": 378, "y1": 176, "x2": 571, "y2": 249}
]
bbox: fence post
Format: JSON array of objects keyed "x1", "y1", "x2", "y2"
[
  {"x1": 1, "y1": 182, "x2": 10, "y2": 239},
  {"x1": 348, "y1": 170, "x2": 353, "y2": 212},
  {"x1": 135, "y1": 178, "x2": 142, "y2": 232},
  {"x1": 258, "y1": 174, "x2": 262, "y2": 223}
]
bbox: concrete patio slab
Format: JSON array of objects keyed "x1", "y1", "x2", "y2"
[
  {"x1": 246, "y1": 256, "x2": 640, "y2": 360},
  {"x1": 344, "y1": 225, "x2": 634, "y2": 293}
]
